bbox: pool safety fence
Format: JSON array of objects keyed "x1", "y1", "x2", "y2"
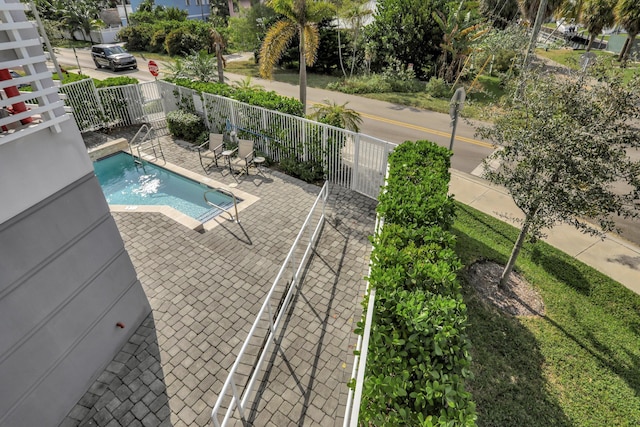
[
  {"x1": 210, "y1": 181, "x2": 329, "y2": 427},
  {"x1": 60, "y1": 79, "x2": 394, "y2": 200}
]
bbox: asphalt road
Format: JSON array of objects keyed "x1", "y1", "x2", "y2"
[{"x1": 51, "y1": 47, "x2": 495, "y2": 174}]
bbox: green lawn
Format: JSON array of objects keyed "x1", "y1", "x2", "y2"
[
  {"x1": 453, "y1": 202, "x2": 640, "y2": 426},
  {"x1": 537, "y1": 48, "x2": 640, "y2": 81}
]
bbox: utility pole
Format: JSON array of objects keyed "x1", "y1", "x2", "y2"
[
  {"x1": 121, "y1": 0, "x2": 130, "y2": 26},
  {"x1": 522, "y1": 0, "x2": 549, "y2": 68},
  {"x1": 29, "y1": 1, "x2": 63, "y2": 79}
]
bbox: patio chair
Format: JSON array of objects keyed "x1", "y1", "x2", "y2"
[
  {"x1": 197, "y1": 133, "x2": 225, "y2": 173},
  {"x1": 230, "y1": 139, "x2": 255, "y2": 176}
]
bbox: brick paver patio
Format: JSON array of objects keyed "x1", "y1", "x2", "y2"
[{"x1": 61, "y1": 129, "x2": 377, "y2": 426}]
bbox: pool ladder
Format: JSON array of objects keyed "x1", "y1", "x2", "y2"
[
  {"x1": 129, "y1": 124, "x2": 165, "y2": 169},
  {"x1": 204, "y1": 188, "x2": 239, "y2": 223}
]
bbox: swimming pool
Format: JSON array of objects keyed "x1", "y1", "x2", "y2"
[{"x1": 94, "y1": 152, "x2": 235, "y2": 222}]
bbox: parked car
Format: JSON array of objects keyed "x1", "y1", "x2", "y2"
[
  {"x1": 91, "y1": 44, "x2": 137, "y2": 71},
  {"x1": 9, "y1": 70, "x2": 29, "y2": 88}
]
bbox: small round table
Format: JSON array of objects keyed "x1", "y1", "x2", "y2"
[{"x1": 253, "y1": 156, "x2": 266, "y2": 175}]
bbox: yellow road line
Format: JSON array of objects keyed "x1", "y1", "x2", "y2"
[{"x1": 357, "y1": 111, "x2": 495, "y2": 148}]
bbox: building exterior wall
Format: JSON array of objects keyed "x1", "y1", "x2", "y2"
[
  {"x1": 130, "y1": 0, "x2": 211, "y2": 20},
  {"x1": 0, "y1": 1, "x2": 150, "y2": 425}
]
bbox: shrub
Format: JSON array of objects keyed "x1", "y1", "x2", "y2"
[
  {"x1": 166, "y1": 109, "x2": 206, "y2": 143},
  {"x1": 57, "y1": 72, "x2": 91, "y2": 84},
  {"x1": 357, "y1": 139, "x2": 476, "y2": 426},
  {"x1": 168, "y1": 78, "x2": 304, "y2": 117},
  {"x1": 327, "y1": 74, "x2": 392, "y2": 94},
  {"x1": 425, "y1": 77, "x2": 451, "y2": 98},
  {"x1": 165, "y1": 28, "x2": 205, "y2": 56},
  {"x1": 94, "y1": 76, "x2": 139, "y2": 88}
]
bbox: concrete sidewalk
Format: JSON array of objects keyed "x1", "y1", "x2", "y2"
[{"x1": 450, "y1": 170, "x2": 640, "y2": 296}]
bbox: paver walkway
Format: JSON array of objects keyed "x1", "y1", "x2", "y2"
[{"x1": 60, "y1": 130, "x2": 376, "y2": 426}]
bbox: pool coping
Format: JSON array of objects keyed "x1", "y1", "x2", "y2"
[{"x1": 102, "y1": 150, "x2": 260, "y2": 232}]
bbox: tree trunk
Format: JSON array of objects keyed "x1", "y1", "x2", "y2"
[
  {"x1": 586, "y1": 33, "x2": 595, "y2": 52},
  {"x1": 337, "y1": 28, "x2": 347, "y2": 78},
  {"x1": 216, "y1": 43, "x2": 224, "y2": 83},
  {"x1": 349, "y1": 26, "x2": 359, "y2": 78},
  {"x1": 299, "y1": 26, "x2": 307, "y2": 114},
  {"x1": 499, "y1": 219, "x2": 531, "y2": 288},
  {"x1": 618, "y1": 37, "x2": 630, "y2": 61},
  {"x1": 621, "y1": 34, "x2": 637, "y2": 62}
]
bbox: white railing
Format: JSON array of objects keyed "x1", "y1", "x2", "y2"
[
  {"x1": 343, "y1": 216, "x2": 383, "y2": 427},
  {"x1": 210, "y1": 182, "x2": 329, "y2": 427}
]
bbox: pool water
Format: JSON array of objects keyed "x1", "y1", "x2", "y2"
[{"x1": 94, "y1": 152, "x2": 235, "y2": 222}]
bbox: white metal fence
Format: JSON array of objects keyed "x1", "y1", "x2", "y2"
[
  {"x1": 60, "y1": 79, "x2": 394, "y2": 199},
  {"x1": 211, "y1": 182, "x2": 329, "y2": 427},
  {"x1": 157, "y1": 81, "x2": 394, "y2": 199}
]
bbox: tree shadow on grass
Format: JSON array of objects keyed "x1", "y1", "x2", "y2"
[
  {"x1": 530, "y1": 245, "x2": 591, "y2": 295},
  {"x1": 454, "y1": 232, "x2": 572, "y2": 427}
]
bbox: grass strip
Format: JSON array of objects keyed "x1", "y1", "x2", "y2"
[{"x1": 453, "y1": 202, "x2": 640, "y2": 426}]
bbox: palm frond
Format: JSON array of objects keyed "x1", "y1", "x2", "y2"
[
  {"x1": 259, "y1": 20, "x2": 298, "y2": 79},
  {"x1": 303, "y1": 24, "x2": 320, "y2": 67}
]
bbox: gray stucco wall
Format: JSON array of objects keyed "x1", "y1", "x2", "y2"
[{"x1": 0, "y1": 173, "x2": 151, "y2": 427}]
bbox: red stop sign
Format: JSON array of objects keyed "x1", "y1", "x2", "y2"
[{"x1": 148, "y1": 60, "x2": 159, "y2": 77}]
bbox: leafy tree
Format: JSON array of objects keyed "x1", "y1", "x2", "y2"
[
  {"x1": 582, "y1": 0, "x2": 616, "y2": 51},
  {"x1": 364, "y1": 0, "x2": 447, "y2": 79},
  {"x1": 259, "y1": 0, "x2": 335, "y2": 113},
  {"x1": 209, "y1": 0, "x2": 231, "y2": 26},
  {"x1": 615, "y1": 0, "x2": 640, "y2": 61},
  {"x1": 310, "y1": 99, "x2": 362, "y2": 131},
  {"x1": 226, "y1": 4, "x2": 278, "y2": 52},
  {"x1": 477, "y1": 62, "x2": 640, "y2": 287},
  {"x1": 63, "y1": 0, "x2": 105, "y2": 42},
  {"x1": 473, "y1": 24, "x2": 528, "y2": 75},
  {"x1": 432, "y1": 3, "x2": 489, "y2": 83},
  {"x1": 335, "y1": 0, "x2": 373, "y2": 77}
]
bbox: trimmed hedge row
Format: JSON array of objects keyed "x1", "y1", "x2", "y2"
[
  {"x1": 166, "y1": 78, "x2": 304, "y2": 117},
  {"x1": 358, "y1": 140, "x2": 476, "y2": 426}
]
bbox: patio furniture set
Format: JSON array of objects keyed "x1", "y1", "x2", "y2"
[{"x1": 197, "y1": 132, "x2": 266, "y2": 177}]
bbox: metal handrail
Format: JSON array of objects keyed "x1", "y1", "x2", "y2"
[
  {"x1": 210, "y1": 181, "x2": 329, "y2": 427},
  {"x1": 204, "y1": 188, "x2": 239, "y2": 223},
  {"x1": 129, "y1": 123, "x2": 149, "y2": 148}
]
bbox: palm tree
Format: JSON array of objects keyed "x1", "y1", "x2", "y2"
[
  {"x1": 517, "y1": 0, "x2": 564, "y2": 24},
  {"x1": 233, "y1": 76, "x2": 264, "y2": 90},
  {"x1": 259, "y1": 0, "x2": 334, "y2": 114},
  {"x1": 208, "y1": 27, "x2": 226, "y2": 84},
  {"x1": 582, "y1": 0, "x2": 616, "y2": 51},
  {"x1": 336, "y1": 0, "x2": 372, "y2": 78},
  {"x1": 615, "y1": 0, "x2": 640, "y2": 61},
  {"x1": 310, "y1": 99, "x2": 362, "y2": 132},
  {"x1": 63, "y1": 1, "x2": 103, "y2": 42}
]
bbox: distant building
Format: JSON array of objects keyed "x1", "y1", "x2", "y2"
[
  {"x1": 0, "y1": 1, "x2": 150, "y2": 426},
  {"x1": 130, "y1": 0, "x2": 212, "y2": 20},
  {"x1": 129, "y1": 0, "x2": 257, "y2": 20}
]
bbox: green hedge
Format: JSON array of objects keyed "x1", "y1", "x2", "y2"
[
  {"x1": 358, "y1": 140, "x2": 476, "y2": 426},
  {"x1": 167, "y1": 78, "x2": 304, "y2": 117}
]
